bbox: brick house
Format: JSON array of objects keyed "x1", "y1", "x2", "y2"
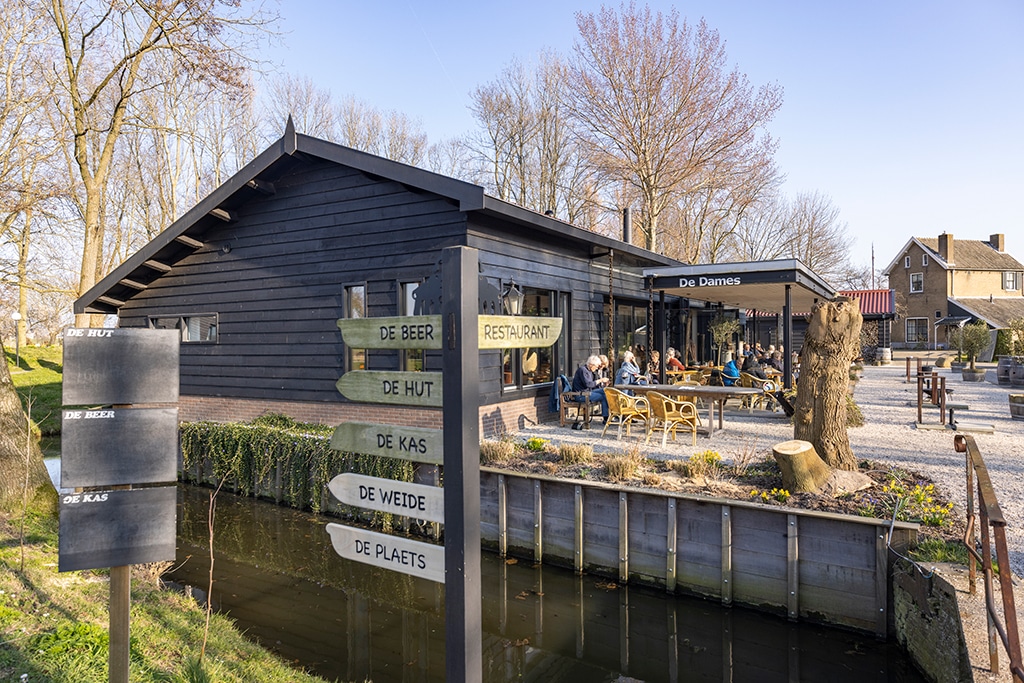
[{"x1": 882, "y1": 233, "x2": 1024, "y2": 349}]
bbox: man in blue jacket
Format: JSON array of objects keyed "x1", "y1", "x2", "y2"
[
  {"x1": 572, "y1": 355, "x2": 609, "y2": 420},
  {"x1": 722, "y1": 358, "x2": 740, "y2": 386}
]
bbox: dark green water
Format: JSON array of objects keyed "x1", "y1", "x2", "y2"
[{"x1": 167, "y1": 484, "x2": 926, "y2": 682}]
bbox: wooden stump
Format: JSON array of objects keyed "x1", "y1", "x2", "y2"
[{"x1": 773, "y1": 439, "x2": 831, "y2": 493}]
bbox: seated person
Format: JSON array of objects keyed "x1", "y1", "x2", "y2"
[
  {"x1": 721, "y1": 358, "x2": 740, "y2": 386},
  {"x1": 647, "y1": 350, "x2": 661, "y2": 378},
  {"x1": 615, "y1": 350, "x2": 647, "y2": 386},
  {"x1": 597, "y1": 354, "x2": 611, "y2": 383},
  {"x1": 666, "y1": 347, "x2": 686, "y2": 371},
  {"x1": 571, "y1": 355, "x2": 609, "y2": 420},
  {"x1": 741, "y1": 353, "x2": 767, "y2": 380},
  {"x1": 765, "y1": 351, "x2": 785, "y2": 373}
]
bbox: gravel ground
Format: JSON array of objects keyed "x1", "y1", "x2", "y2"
[{"x1": 517, "y1": 362, "x2": 1024, "y2": 577}]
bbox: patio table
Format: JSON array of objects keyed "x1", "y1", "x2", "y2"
[{"x1": 617, "y1": 383, "x2": 764, "y2": 439}]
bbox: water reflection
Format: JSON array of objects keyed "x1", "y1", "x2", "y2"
[{"x1": 168, "y1": 485, "x2": 924, "y2": 682}]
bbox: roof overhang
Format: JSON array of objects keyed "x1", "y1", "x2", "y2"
[{"x1": 643, "y1": 259, "x2": 836, "y2": 314}]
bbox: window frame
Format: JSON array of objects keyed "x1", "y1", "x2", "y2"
[
  {"x1": 147, "y1": 313, "x2": 218, "y2": 343},
  {"x1": 399, "y1": 280, "x2": 424, "y2": 372},
  {"x1": 343, "y1": 283, "x2": 367, "y2": 373},
  {"x1": 1004, "y1": 271, "x2": 1022, "y2": 291},
  {"x1": 909, "y1": 272, "x2": 924, "y2": 293},
  {"x1": 906, "y1": 318, "x2": 929, "y2": 344},
  {"x1": 922, "y1": 254, "x2": 929, "y2": 266},
  {"x1": 904, "y1": 256, "x2": 911, "y2": 269},
  {"x1": 501, "y1": 286, "x2": 561, "y2": 392}
]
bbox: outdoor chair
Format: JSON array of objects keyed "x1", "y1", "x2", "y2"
[
  {"x1": 645, "y1": 391, "x2": 699, "y2": 447},
  {"x1": 671, "y1": 380, "x2": 706, "y2": 413},
  {"x1": 739, "y1": 373, "x2": 780, "y2": 412},
  {"x1": 602, "y1": 387, "x2": 651, "y2": 439},
  {"x1": 557, "y1": 374, "x2": 600, "y2": 428}
]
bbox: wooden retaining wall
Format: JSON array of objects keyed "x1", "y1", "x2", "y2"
[
  {"x1": 182, "y1": 457, "x2": 917, "y2": 637},
  {"x1": 479, "y1": 468, "x2": 918, "y2": 637}
]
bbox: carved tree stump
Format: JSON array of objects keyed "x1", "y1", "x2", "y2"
[
  {"x1": 773, "y1": 439, "x2": 831, "y2": 493},
  {"x1": 793, "y1": 296, "x2": 863, "y2": 471}
]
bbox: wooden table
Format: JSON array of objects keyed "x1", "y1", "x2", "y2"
[{"x1": 618, "y1": 383, "x2": 764, "y2": 439}]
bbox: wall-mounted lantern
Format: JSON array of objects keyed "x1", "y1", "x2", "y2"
[{"x1": 502, "y1": 280, "x2": 524, "y2": 316}]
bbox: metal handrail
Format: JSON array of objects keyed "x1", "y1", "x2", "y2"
[{"x1": 956, "y1": 433, "x2": 1024, "y2": 682}]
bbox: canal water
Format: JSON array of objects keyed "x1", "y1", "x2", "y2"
[{"x1": 166, "y1": 484, "x2": 926, "y2": 682}]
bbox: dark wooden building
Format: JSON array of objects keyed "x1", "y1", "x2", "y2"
[{"x1": 75, "y1": 122, "x2": 681, "y2": 434}]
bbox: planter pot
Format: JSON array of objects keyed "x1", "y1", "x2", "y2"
[
  {"x1": 950, "y1": 361, "x2": 965, "y2": 372},
  {"x1": 1010, "y1": 359, "x2": 1024, "y2": 387},
  {"x1": 960, "y1": 368, "x2": 986, "y2": 382},
  {"x1": 1010, "y1": 394, "x2": 1024, "y2": 420}
]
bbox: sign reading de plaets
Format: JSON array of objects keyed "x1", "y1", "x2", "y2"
[{"x1": 325, "y1": 523, "x2": 445, "y2": 583}]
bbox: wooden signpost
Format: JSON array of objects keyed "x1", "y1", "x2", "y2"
[
  {"x1": 330, "y1": 422, "x2": 444, "y2": 465},
  {"x1": 325, "y1": 524, "x2": 445, "y2": 583},
  {"x1": 328, "y1": 473, "x2": 445, "y2": 523},
  {"x1": 328, "y1": 249, "x2": 564, "y2": 681}
]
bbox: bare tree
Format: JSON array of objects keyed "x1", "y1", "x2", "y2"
[
  {"x1": 45, "y1": 0, "x2": 275, "y2": 326},
  {"x1": 779, "y1": 190, "x2": 853, "y2": 283},
  {"x1": 563, "y1": 3, "x2": 783, "y2": 252},
  {"x1": 263, "y1": 73, "x2": 337, "y2": 140}
]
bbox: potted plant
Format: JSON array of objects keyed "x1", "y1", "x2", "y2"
[
  {"x1": 958, "y1": 320, "x2": 991, "y2": 382},
  {"x1": 709, "y1": 314, "x2": 740, "y2": 366}
]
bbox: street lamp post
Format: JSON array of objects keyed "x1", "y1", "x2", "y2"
[{"x1": 11, "y1": 311, "x2": 21, "y2": 369}]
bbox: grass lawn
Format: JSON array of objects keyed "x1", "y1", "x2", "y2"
[{"x1": 6, "y1": 344, "x2": 64, "y2": 455}]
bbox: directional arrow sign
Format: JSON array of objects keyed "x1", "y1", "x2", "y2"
[
  {"x1": 337, "y1": 316, "x2": 442, "y2": 350},
  {"x1": 478, "y1": 315, "x2": 562, "y2": 349},
  {"x1": 325, "y1": 523, "x2": 445, "y2": 583},
  {"x1": 328, "y1": 473, "x2": 444, "y2": 523},
  {"x1": 336, "y1": 371, "x2": 443, "y2": 406},
  {"x1": 337, "y1": 315, "x2": 562, "y2": 350},
  {"x1": 330, "y1": 422, "x2": 444, "y2": 465}
]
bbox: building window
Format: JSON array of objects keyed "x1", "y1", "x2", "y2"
[
  {"x1": 910, "y1": 273, "x2": 924, "y2": 293},
  {"x1": 906, "y1": 318, "x2": 929, "y2": 344},
  {"x1": 904, "y1": 256, "x2": 910, "y2": 268},
  {"x1": 502, "y1": 287, "x2": 558, "y2": 389},
  {"x1": 400, "y1": 281, "x2": 423, "y2": 371},
  {"x1": 344, "y1": 284, "x2": 366, "y2": 371},
  {"x1": 149, "y1": 314, "x2": 217, "y2": 342},
  {"x1": 1004, "y1": 271, "x2": 1022, "y2": 291},
  {"x1": 922, "y1": 254, "x2": 929, "y2": 266}
]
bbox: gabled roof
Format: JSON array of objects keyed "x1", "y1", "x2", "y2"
[
  {"x1": 918, "y1": 238, "x2": 1024, "y2": 271},
  {"x1": 837, "y1": 289, "x2": 896, "y2": 317},
  {"x1": 948, "y1": 297, "x2": 1024, "y2": 330},
  {"x1": 881, "y1": 235, "x2": 1024, "y2": 275},
  {"x1": 76, "y1": 120, "x2": 680, "y2": 314}
]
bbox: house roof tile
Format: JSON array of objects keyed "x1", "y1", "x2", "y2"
[{"x1": 918, "y1": 238, "x2": 1024, "y2": 271}]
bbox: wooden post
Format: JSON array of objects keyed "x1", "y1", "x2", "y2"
[
  {"x1": 109, "y1": 565, "x2": 130, "y2": 683},
  {"x1": 441, "y1": 246, "x2": 481, "y2": 682}
]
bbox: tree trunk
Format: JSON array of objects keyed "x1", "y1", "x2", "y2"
[
  {"x1": 772, "y1": 439, "x2": 831, "y2": 493},
  {"x1": 793, "y1": 297, "x2": 863, "y2": 471},
  {"x1": 0, "y1": 344, "x2": 57, "y2": 515}
]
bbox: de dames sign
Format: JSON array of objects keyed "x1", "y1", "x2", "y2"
[
  {"x1": 58, "y1": 487, "x2": 176, "y2": 572},
  {"x1": 329, "y1": 473, "x2": 444, "y2": 523},
  {"x1": 325, "y1": 523, "x2": 445, "y2": 583},
  {"x1": 677, "y1": 276, "x2": 742, "y2": 288}
]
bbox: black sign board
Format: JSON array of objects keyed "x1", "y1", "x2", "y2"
[
  {"x1": 62, "y1": 328, "x2": 179, "y2": 406},
  {"x1": 58, "y1": 487, "x2": 176, "y2": 572},
  {"x1": 61, "y1": 408, "x2": 179, "y2": 488}
]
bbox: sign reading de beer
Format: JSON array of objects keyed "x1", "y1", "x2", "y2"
[
  {"x1": 61, "y1": 407, "x2": 179, "y2": 488},
  {"x1": 62, "y1": 328, "x2": 179, "y2": 406},
  {"x1": 325, "y1": 523, "x2": 445, "y2": 583},
  {"x1": 331, "y1": 422, "x2": 443, "y2": 465},
  {"x1": 329, "y1": 473, "x2": 444, "y2": 523},
  {"x1": 336, "y1": 370, "x2": 443, "y2": 407},
  {"x1": 337, "y1": 315, "x2": 562, "y2": 350}
]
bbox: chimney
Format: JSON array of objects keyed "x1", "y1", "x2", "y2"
[
  {"x1": 938, "y1": 233, "x2": 953, "y2": 263},
  {"x1": 990, "y1": 234, "x2": 1005, "y2": 252},
  {"x1": 623, "y1": 207, "x2": 632, "y2": 244}
]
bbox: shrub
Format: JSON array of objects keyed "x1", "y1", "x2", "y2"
[
  {"x1": 682, "y1": 450, "x2": 722, "y2": 478},
  {"x1": 480, "y1": 439, "x2": 517, "y2": 464},
  {"x1": 603, "y1": 444, "x2": 644, "y2": 481},
  {"x1": 559, "y1": 443, "x2": 594, "y2": 465},
  {"x1": 525, "y1": 437, "x2": 548, "y2": 452},
  {"x1": 846, "y1": 394, "x2": 864, "y2": 427}
]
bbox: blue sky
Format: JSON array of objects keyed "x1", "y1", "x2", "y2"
[{"x1": 261, "y1": 1, "x2": 1023, "y2": 273}]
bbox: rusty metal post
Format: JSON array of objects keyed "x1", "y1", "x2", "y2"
[{"x1": 916, "y1": 375, "x2": 924, "y2": 424}]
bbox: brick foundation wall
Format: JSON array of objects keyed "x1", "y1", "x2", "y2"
[{"x1": 178, "y1": 393, "x2": 555, "y2": 437}]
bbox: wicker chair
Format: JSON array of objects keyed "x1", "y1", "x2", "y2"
[
  {"x1": 739, "y1": 373, "x2": 779, "y2": 412},
  {"x1": 602, "y1": 387, "x2": 651, "y2": 439},
  {"x1": 645, "y1": 391, "x2": 700, "y2": 447}
]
